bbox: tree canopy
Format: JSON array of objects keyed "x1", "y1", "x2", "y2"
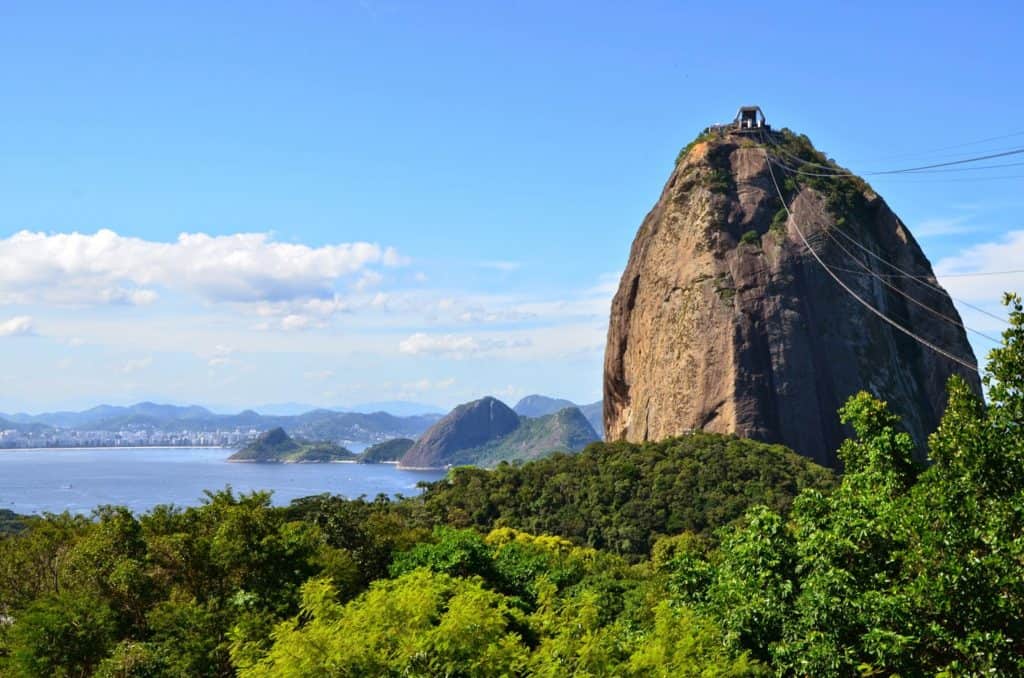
[{"x1": 2, "y1": 295, "x2": 1023, "y2": 676}]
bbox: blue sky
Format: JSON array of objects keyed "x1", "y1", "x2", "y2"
[{"x1": 1, "y1": 1, "x2": 1022, "y2": 412}]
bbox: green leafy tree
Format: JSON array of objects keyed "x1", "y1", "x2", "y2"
[
  {"x1": 0, "y1": 512, "x2": 89, "y2": 614},
  {"x1": 390, "y1": 526, "x2": 496, "y2": 580},
  {"x1": 4, "y1": 591, "x2": 117, "y2": 678},
  {"x1": 627, "y1": 601, "x2": 767, "y2": 677},
  {"x1": 63, "y1": 506, "x2": 152, "y2": 631},
  {"x1": 93, "y1": 641, "x2": 172, "y2": 678},
  {"x1": 237, "y1": 572, "x2": 530, "y2": 677}
]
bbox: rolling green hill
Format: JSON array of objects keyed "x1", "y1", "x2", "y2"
[
  {"x1": 420, "y1": 431, "x2": 837, "y2": 553},
  {"x1": 228, "y1": 428, "x2": 355, "y2": 463},
  {"x1": 359, "y1": 438, "x2": 414, "y2": 463},
  {"x1": 400, "y1": 397, "x2": 599, "y2": 468},
  {"x1": 447, "y1": 407, "x2": 599, "y2": 466}
]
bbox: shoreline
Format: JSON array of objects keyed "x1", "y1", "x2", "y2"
[{"x1": 227, "y1": 458, "x2": 359, "y2": 464}]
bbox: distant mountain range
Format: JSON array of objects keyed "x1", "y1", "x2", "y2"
[
  {"x1": 399, "y1": 396, "x2": 599, "y2": 469},
  {"x1": 1, "y1": 403, "x2": 216, "y2": 430},
  {"x1": 0, "y1": 402, "x2": 441, "y2": 445},
  {"x1": 250, "y1": 401, "x2": 445, "y2": 417},
  {"x1": 347, "y1": 401, "x2": 446, "y2": 417},
  {"x1": 0, "y1": 416, "x2": 52, "y2": 435},
  {"x1": 513, "y1": 395, "x2": 603, "y2": 438},
  {"x1": 0, "y1": 396, "x2": 603, "y2": 450}
]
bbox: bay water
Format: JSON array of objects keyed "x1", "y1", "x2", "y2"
[{"x1": 0, "y1": 446, "x2": 447, "y2": 515}]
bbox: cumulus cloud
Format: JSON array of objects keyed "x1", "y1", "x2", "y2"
[
  {"x1": 935, "y1": 230, "x2": 1024, "y2": 302},
  {"x1": 280, "y1": 314, "x2": 314, "y2": 332},
  {"x1": 914, "y1": 216, "x2": 974, "y2": 237},
  {"x1": 121, "y1": 356, "x2": 152, "y2": 373},
  {"x1": 0, "y1": 316, "x2": 34, "y2": 337},
  {"x1": 398, "y1": 333, "x2": 530, "y2": 358},
  {"x1": 353, "y1": 271, "x2": 383, "y2": 292},
  {"x1": 0, "y1": 229, "x2": 403, "y2": 307}
]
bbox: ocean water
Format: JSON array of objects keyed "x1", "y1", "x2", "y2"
[{"x1": 0, "y1": 447, "x2": 447, "y2": 515}]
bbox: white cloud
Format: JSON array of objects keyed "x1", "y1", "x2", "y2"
[
  {"x1": 930, "y1": 231, "x2": 1024, "y2": 331},
  {"x1": 398, "y1": 332, "x2": 530, "y2": 358},
  {"x1": 121, "y1": 356, "x2": 153, "y2": 373},
  {"x1": 935, "y1": 230, "x2": 1024, "y2": 303},
  {"x1": 0, "y1": 229, "x2": 403, "y2": 307},
  {"x1": 353, "y1": 271, "x2": 383, "y2": 292},
  {"x1": 130, "y1": 289, "x2": 160, "y2": 305},
  {"x1": 281, "y1": 314, "x2": 315, "y2": 332},
  {"x1": 914, "y1": 216, "x2": 974, "y2": 237},
  {"x1": 0, "y1": 316, "x2": 34, "y2": 337},
  {"x1": 399, "y1": 333, "x2": 480, "y2": 356}
]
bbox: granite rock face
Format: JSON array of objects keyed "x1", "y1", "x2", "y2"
[
  {"x1": 603, "y1": 130, "x2": 981, "y2": 467},
  {"x1": 399, "y1": 396, "x2": 520, "y2": 468}
]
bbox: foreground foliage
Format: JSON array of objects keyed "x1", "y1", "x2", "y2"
[
  {"x1": 2, "y1": 296, "x2": 1023, "y2": 676},
  {"x1": 421, "y1": 433, "x2": 834, "y2": 556}
]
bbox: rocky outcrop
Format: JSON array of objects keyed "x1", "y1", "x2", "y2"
[
  {"x1": 228, "y1": 427, "x2": 355, "y2": 462},
  {"x1": 463, "y1": 407, "x2": 599, "y2": 466},
  {"x1": 398, "y1": 398, "x2": 599, "y2": 468},
  {"x1": 603, "y1": 129, "x2": 981, "y2": 467},
  {"x1": 399, "y1": 397, "x2": 520, "y2": 468}
]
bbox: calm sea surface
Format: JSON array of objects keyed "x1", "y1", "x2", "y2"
[{"x1": 0, "y1": 447, "x2": 447, "y2": 515}]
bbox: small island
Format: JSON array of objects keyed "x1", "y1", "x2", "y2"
[
  {"x1": 228, "y1": 427, "x2": 356, "y2": 463},
  {"x1": 358, "y1": 437, "x2": 414, "y2": 463}
]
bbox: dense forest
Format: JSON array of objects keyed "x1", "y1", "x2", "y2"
[{"x1": 2, "y1": 296, "x2": 1023, "y2": 676}]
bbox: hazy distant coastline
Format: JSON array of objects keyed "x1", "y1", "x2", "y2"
[{"x1": 2, "y1": 445, "x2": 231, "y2": 452}]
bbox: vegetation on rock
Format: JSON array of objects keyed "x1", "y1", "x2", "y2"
[
  {"x1": 606, "y1": 127, "x2": 980, "y2": 466},
  {"x1": 512, "y1": 394, "x2": 576, "y2": 418},
  {"x1": 443, "y1": 407, "x2": 600, "y2": 467},
  {"x1": 400, "y1": 397, "x2": 599, "y2": 468},
  {"x1": 228, "y1": 428, "x2": 355, "y2": 463},
  {"x1": 358, "y1": 438, "x2": 414, "y2": 463}
]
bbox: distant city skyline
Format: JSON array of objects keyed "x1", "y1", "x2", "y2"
[{"x1": 1, "y1": 2, "x2": 1022, "y2": 411}]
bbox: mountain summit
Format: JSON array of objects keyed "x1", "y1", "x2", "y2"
[
  {"x1": 399, "y1": 397, "x2": 598, "y2": 468},
  {"x1": 604, "y1": 117, "x2": 981, "y2": 467}
]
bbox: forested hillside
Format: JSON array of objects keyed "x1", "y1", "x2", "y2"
[
  {"x1": 421, "y1": 432, "x2": 833, "y2": 555},
  {"x1": 2, "y1": 295, "x2": 1023, "y2": 676}
]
